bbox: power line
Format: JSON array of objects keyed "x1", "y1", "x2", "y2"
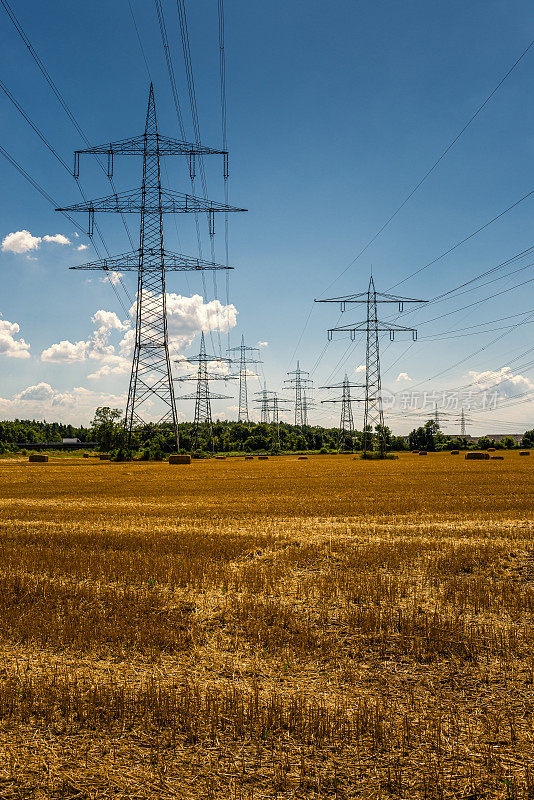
[
  {"x1": 0, "y1": 143, "x2": 133, "y2": 319},
  {"x1": 175, "y1": 0, "x2": 225, "y2": 355},
  {"x1": 317, "y1": 36, "x2": 534, "y2": 298},
  {"x1": 323, "y1": 243, "x2": 534, "y2": 387},
  {"x1": 0, "y1": 77, "x2": 122, "y2": 271},
  {"x1": 218, "y1": 0, "x2": 231, "y2": 351},
  {"x1": 388, "y1": 188, "x2": 534, "y2": 291},
  {"x1": 1, "y1": 0, "x2": 136, "y2": 267},
  {"x1": 127, "y1": 0, "x2": 153, "y2": 80}
]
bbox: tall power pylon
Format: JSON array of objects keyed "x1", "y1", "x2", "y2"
[
  {"x1": 320, "y1": 374, "x2": 365, "y2": 450},
  {"x1": 175, "y1": 332, "x2": 234, "y2": 452},
  {"x1": 284, "y1": 362, "x2": 315, "y2": 427},
  {"x1": 227, "y1": 335, "x2": 261, "y2": 424},
  {"x1": 317, "y1": 276, "x2": 426, "y2": 455},
  {"x1": 63, "y1": 85, "x2": 245, "y2": 450},
  {"x1": 434, "y1": 402, "x2": 440, "y2": 427}
]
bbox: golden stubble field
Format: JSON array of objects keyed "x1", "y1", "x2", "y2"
[{"x1": 0, "y1": 451, "x2": 533, "y2": 798}]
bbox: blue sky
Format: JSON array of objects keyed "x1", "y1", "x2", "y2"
[{"x1": 1, "y1": 0, "x2": 534, "y2": 434}]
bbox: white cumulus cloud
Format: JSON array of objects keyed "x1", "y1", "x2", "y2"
[
  {"x1": 468, "y1": 366, "x2": 534, "y2": 398},
  {"x1": 354, "y1": 364, "x2": 366, "y2": 374},
  {"x1": 396, "y1": 372, "x2": 413, "y2": 383},
  {"x1": 0, "y1": 383, "x2": 126, "y2": 424},
  {"x1": 1, "y1": 229, "x2": 72, "y2": 254},
  {"x1": 41, "y1": 339, "x2": 89, "y2": 363},
  {"x1": 258, "y1": 341, "x2": 269, "y2": 348},
  {"x1": 77, "y1": 244, "x2": 88, "y2": 251},
  {"x1": 41, "y1": 294, "x2": 237, "y2": 379},
  {"x1": 92, "y1": 310, "x2": 127, "y2": 332},
  {"x1": 0, "y1": 316, "x2": 30, "y2": 359},
  {"x1": 42, "y1": 234, "x2": 70, "y2": 245},
  {"x1": 1, "y1": 230, "x2": 41, "y2": 254},
  {"x1": 101, "y1": 271, "x2": 123, "y2": 286}
]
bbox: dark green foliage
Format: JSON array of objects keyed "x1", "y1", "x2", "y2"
[
  {"x1": 91, "y1": 407, "x2": 123, "y2": 452},
  {"x1": 0, "y1": 419, "x2": 92, "y2": 445}
]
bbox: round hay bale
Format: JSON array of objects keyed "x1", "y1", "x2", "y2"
[
  {"x1": 244, "y1": 455, "x2": 254, "y2": 460},
  {"x1": 520, "y1": 451, "x2": 530, "y2": 456},
  {"x1": 298, "y1": 456, "x2": 308, "y2": 460},
  {"x1": 465, "y1": 452, "x2": 490, "y2": 460},
  {"x1": 450, "y1": 450, "x2": 459, "y2": 455},
  {"x1": 258, "y1": 455, "x2": 269, "y2": 460},
  {"x1": 29, "y1": 454, "x2": 48, "y2": 463}
]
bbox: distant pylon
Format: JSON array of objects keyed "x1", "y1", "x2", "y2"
[
  {"x1": 320, "y1": 374, "x2": 365, "y2": 450},
  {"x1": 253, "y1": 389, "x2": 290, "y2": 450},
  {"x1": 434, "y1": 402, "x2": 440, "y2": 427},
  {"x1": 269, "y1": 393, "x2": 291, "y2": 450},
  {"x1": 460, "y1": 407, "x2": 466, "y2": 437},
  {"x1": 63, "y1": 85, "x2": 245, "y2": 451},
  {"x1": 284, "y1": 361, "x2": 315, "y2": 427},
  {"x1": 317, "y1": 276, "x2": 426, "y2": 455},
  {"x1": 255, "y1": 382, "x2": 271, "y2": 424},
  {"x1": 227, "y1": 335, "x2": 261, "y2": 425},
  {"x1": 175, "y1": 332, "x2": 235, "y2": 453}
]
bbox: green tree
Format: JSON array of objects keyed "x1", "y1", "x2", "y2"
[
  {"x1": 501, "y1": 436, "x2": 516, "y2": 449},
  {"x1": 91, "y1": 407, "x2": 123, "y2": 451}
]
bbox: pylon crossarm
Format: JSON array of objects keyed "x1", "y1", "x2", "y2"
[
  {"x1": 69, "y1": 249, "x2": 235, "y2": 272},
  {"x1": 319, "y1": 382, "x2": 366, "y2": 390},
  {"x1": 329, "y1": 320, "x2": 416, "y2": 333},
  {"x1": 328, "y1": 321, "x2": 418, "y2": 341},
  {"x1": 176, "y1": 355, "x2": 233, "y2": 365},
  {"x1": 316, "y1": 292, "x2": 426, "y2": 304},
  {"x1": 321, "y1": 397, "x2": 366, "y2": 404},
  {"x1": 57, "y1": 188, "x2": 246, "y2": 215},
  {"x1": 75, "y1": 135, "x2": 226, "y2": 159},
  {"x1": 176, "y1": 394, "x2": 232, "y2": 402}
]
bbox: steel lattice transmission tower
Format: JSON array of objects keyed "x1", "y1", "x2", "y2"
[
  {"x1": 227, "y1": 335, "x2": 261, "y2": 424},
  {"x1": 255, "y1": 382, "x2": 272, "y2": 424},
  {"x1": 175, "y1": 332, "x2": 235, "y2": 453},
  {"x1": 284, "y1": 362, "x2": 315, "y2": 427},
  {"x1": 320, "y1": 374, "x2": 366, "y2": 450},
  {"x1": 253, "y1": 388, "x2": 290, "y2": 450},
  {"x1": 62, "y1": 85, "x2": 245, "y2": 450},
  {"x1": 459, "y1": 407, "x2": 470, "y2": 437},
  {"x1": 317, "y1": 276, "x2": 426, "y2": 455}
]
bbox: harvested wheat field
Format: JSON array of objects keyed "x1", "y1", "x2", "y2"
[{"x1": 0, "y1": 452, "x2": 533, "y2": 798}]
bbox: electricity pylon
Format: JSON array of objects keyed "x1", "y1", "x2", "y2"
[
  {"x1": 227, "y1": 335, "x2": 261, "y2": 425},
  {"x1": 317, "y1": 276, "x2": 426, "y2": 456},
  {"x1": 320, "y1": 374, "x2": 366, "y2": 450},
  {"x1": 284, "y1": 362, "x2": 315, "y2": 427},
  {"x1": 459, "y1": 408, "x2": 471, "y2": 437},
  {"x1": 434, "y1": 402, "x2": 440, "y2": 427},
  {"x1": 62, "y1": 84, "x2": 245, "y2": 450},
  {"x1": 253, "y1": 388, "x2": 290, "y2": 450},
  {"x1": 175, "y1": 332, "x2": 235, "y2": 453},
  {"x1": 255, "y1": 382, "x2": 272, "y2": 424}
]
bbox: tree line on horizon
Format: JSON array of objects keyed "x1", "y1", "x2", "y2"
[{"x1": 0, "y1": 408, "x2": 532, "y2": 458}]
